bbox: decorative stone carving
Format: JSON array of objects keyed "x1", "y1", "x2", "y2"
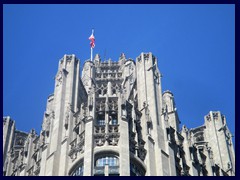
[
  {"x1": 154, "y1": 71, "x2": 160, "y2": 84},
  {"x1": 94, "y1": 133, "x2": 106, "y2": 146},
  {"x1": 96, "y1": 100, "x2": 105, "y2": 112},
  {"x1": 137, "y1": 56, "x2": 142, "y2": 62},
  {"x1": 145, "y1": 104, "x2": 152, "y2": 123},
  {"x1": 68, "y1": 132, "x2": 85, "y2": 161},
  {"x1": 65, "y1": 103, "x2": 72, "y2": 129},
  {"x1": 34, "y1": 141, "x2": 40, "y2": 152},
  {"x1": 206, "y1": 114, "x2": 211, "y2": 121},
  {"x1": 108, "y1": 125, "x2": 120, "y2": 146},
  {"x1": 108, "y1": 99, "x2": 118, "y2": 111},
  {"x1": 119, "y1": 52, "x2": 126, "y2": 60},
  {"x1": 42, "y1": 111, "x2": 54, "y2": 137},
  {"x1": 94, "y1": 125, "x2": 106, "y2": 146},
  {"x1": 212, "y1": 112, "x2": 218, "y2": 120},
  {"x1": 24, "y1": 140, "x2": 29, "y2": 156},
  {"x1": 30, "y1": 129, "x2": 36, "y2": 138},
  {"x1": 137, "y1": 139, "x2": 147, "y2": 161},
  {"x1": 15, "y1": 137, "x2": 24, "y2": 146},
  {"x1": 40, "y1": 134, "x2": 45, "y2": 147},
  {"x1": 19, "y1": 148, "x2": 24, "y2": 165},
  {"x1": 143, "y1": 53, "x2": 149, "y2": 60},
  {"x1": 129, "y1": 131, "x2": 137, "y2": 154},
  {"x1": 208, "y1": 148, "x2": 213, "y2": 159},
  {"x1": 55, "y1": 70, "x2": 63, "y2": 87},
  {"x1": 73, "y1": 111, "x2": 80, "y2": 126},
  {"x1": 182, "y1": 125, "x2": 188, "y2": 132},
  {"x1": 108, "y1": 136, "x2": 118, "y2": 146},
  {"x1": 194, "y1": 132, "x2": 204, "y2": 143},
  {"x1": 66, "y1": 55, "x2": 72, "y2": 62},
  {"x1": 94, "y1": 125, "x2": 120, "y2": 146},
  {"x1": 34, "y1": 160, "x2": 41, "y2": 175}
]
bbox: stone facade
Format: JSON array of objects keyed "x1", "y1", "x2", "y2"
[{"x1": 3, "y1": 53, "x2": 235, "y2": 176}]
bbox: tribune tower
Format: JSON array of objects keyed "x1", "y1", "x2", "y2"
[{"x1": 3, "y1": 53, "x2": 235, "y2": 176}]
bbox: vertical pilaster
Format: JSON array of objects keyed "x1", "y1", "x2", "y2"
[
  {"x1": 45, "y1": 55, "x2": 82, "y2": 175},
  {"x1": 136, "y1": 52, "x2": 167, "y2": 176},
  {"x1": 39, "y1": 146, "x2": 48, "y2": 175},
  {"x1": 118, "y1": 92, "x2": 130, "y2": 176},
  {"x1": 81, "y1": 60, "x2": 95, "y2": 176},
  {"x1": 205, "y1": 111, "x2": 234, "y2": 173},
  {"x1": 83, "y1": 89, "x2": 95, "y2": 175},
  {"x1": 3, "y1": 117, "x2": 15, "y2": 168}
]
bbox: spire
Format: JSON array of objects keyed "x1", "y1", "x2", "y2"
[
  {"x1": 119, "y1": 52, "x2": 126, "y2": 65},
  {"x1": 94, "y1": 54, "x2": 101, "y2": 65},
  {"x1": 119, "y1": 52, "x2": 126, "y2": 60}
]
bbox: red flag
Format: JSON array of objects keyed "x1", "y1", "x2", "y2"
[{"x1": 89, "y1": 31, "x2": 95, "y2": 48}]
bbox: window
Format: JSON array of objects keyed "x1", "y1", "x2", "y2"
[
  {"x1": 96, "y1": 156, "x2": 119, "y2": 167},
  {"x1": 94, "y1": 155, "x2": 119, "y2": 176},
  {"x1": 97, "y1": 119, "x2": 105, "y2": 126},
  {"x1": 109, "y1": 113, "x2": 118, "y2": 125},
  {"x1": 71, "y1": 162, "x2": 84, "y2": 176},
  {"x1": 97, "y1": 113, "x2": 105, "y2": 126},
  {"x1": 112, "y1": 119, "x2": 118, "y2": 125}
]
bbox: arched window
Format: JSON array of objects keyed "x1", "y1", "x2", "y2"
[
  {"x1": 70, "y1": 160, "x2": 84, "y2": 176},
  {"x1": 94, "y1": 155, "x2": 119, "y2": 176},
  {"x1": 96, "y1": 156, "x2": 119, "y2": 167}
]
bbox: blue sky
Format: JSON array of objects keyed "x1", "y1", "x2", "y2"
[{"x1": 3, "y1": 4, "x2": 235, "y2": 146}]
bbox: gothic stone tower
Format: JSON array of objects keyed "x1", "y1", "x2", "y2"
[{"x1": 3, "y1": 53, "x2": 235, "y2": 176}]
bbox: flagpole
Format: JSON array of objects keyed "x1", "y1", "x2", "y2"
[{"x1": 91, "y1": 47, "x2": 93, "y2": 61}]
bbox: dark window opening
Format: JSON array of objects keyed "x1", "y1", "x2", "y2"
[
  {"x1": 97, "y1": 113, "x2": 105, "y2": 126},
  {"x1": 109, "y1": 112, "x2": 118, "y2": 125}
]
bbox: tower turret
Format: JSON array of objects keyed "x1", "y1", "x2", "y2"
[
  {"x1": 204, "y1": 111, "x2": 235, "y2": 175},
  {"x1": 162, "y1": 90, "x2": 180, "y2": 131},
  {"x1": 136, "y1": 52, "x2": 172, "y2": 175}
]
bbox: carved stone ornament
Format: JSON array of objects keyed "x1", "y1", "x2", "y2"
[
  {"x1": 56, "y1": 70, "x2": 63, "y2": 87},
  {"x1": 42, "y1": 111, "x2": 54, "y2": 136},
  {"x1": 94, "y1": 133, "x2": 106, "y2": 146},
  {"x1": 144, "y1": 53, "x2": 149, "y2": 60},
  {"x1": 19, "y1": 148, "x2": 24, "y2": 164},
  {"x1": 129, "y1": 132, "x2": 137, "y2": 154},
  {"x1": 66, "y1": 55, "x2": 72, "y2": 62},
  {"x1": 212, "y1": 112, "x2": 218, "y2": 120},
  {"x1": 68, "y1": 132, "x2": 85, "y2": 161},
  {"x1": 137, "y1": 56, "x2": 142, "y2": 62},
  {"x1": 94, "y1": 125, "x2": 120, "y2": 146},
  {"x1": 138, "y1": 145, "x2": 147, "y2": 161},
  {"x1": 206, "y1": 114, "x2": 211, "y2": 121},
  {"x1": 65, "y1": 103, "x2": 72, "y2": 129}
]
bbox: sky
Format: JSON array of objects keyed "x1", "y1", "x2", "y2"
[{"x1": 3, "y1": 4, "x2": 235, "y2": 146}]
